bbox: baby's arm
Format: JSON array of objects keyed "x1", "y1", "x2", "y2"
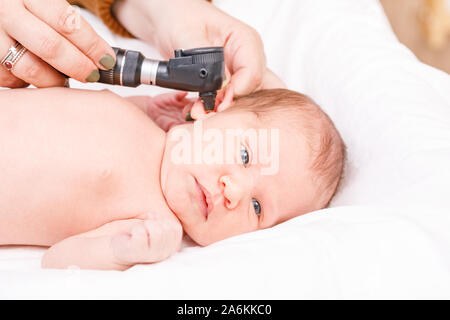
[{"x1": 42, "y1": 213, "x2": 183, "y2": 271}]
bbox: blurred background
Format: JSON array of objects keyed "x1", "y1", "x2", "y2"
[{"x1": 380, "y1": 0, "x2": 450, "y2": 74}]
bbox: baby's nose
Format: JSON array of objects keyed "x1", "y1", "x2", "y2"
[{"x1": 219, "y1": 175, "x2": 245, "y2": 210}]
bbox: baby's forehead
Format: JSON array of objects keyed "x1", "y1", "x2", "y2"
[{"x1": 223, "y1": 107, "x2": 302, "y2": 132}]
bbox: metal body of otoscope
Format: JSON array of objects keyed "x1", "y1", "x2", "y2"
[{"x1": 97, "y1": 46, "x2": 225, "y2": 112}]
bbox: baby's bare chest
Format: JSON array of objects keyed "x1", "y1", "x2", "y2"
[
  {"x1": 0, "y1": 147, "x2": 164, "y2": 246},
  {"x1": 0, "y1": 121, "x2": 166, "y2": 245},
  {"x1": 0, "y1": 88, "x2": 170, "y2": 246}
]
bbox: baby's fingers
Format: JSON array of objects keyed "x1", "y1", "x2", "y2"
[
  {"x1": 157, "y1": 115, "x2": 184, "y2": 132},
  {"x1": 174, "y1": 91, "x2": 189, "y2": 102},
  {"x1": 144, "y1": 219, "x2": 182, "y2": 262},
  {"x1": 152, "y1": 91, "x2": 189, "y2": 108},
  {"x1": 111, "y1": 224, "x2": 150, "y2": 265},
  {"x1": 143, "y1": 220, "x2": 170, "y2": 262}
]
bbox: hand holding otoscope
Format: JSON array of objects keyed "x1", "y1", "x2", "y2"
[{"x1": 96, "y1": 46, "x2": 225, "y2": 113}]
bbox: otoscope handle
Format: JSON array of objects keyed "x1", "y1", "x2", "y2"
[
  {"x1": 155, "y1": 47, "x2": 224, "y2": 93},
  {"x1": 98, "y1": 47, "x2": 224, "y2": 90}
]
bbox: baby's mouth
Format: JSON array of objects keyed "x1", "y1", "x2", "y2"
[{"x1": 194, "y1": 177, "x2": 214, "y2": 218}]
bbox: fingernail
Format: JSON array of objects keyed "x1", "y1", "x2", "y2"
[
  {"x1": 221, "y1": 71, "x2": 230, "y2": 89},
  {"x1": 99, "y1": 54, "x2": 116, "y2": 70},
  {"x1": 85, "y1": 69, "x2": 100, "y2": 83},
  {"x1": 185, "y1": 112, "x2": 194, "y2": 121}
]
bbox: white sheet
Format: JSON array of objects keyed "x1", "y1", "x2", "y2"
[{"x1": 1, "y1": 0, "x2": 450, "y2": 299}]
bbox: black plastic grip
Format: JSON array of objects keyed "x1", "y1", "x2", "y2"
[
  {"x1": 122, "y1": 50, "x2": 145, "y2": 87},
  {"x1": 98, "y1": 47, "x2": 145, "y2": 87}
]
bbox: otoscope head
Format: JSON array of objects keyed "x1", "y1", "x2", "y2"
[
  {"x1": 178, "y1": 47, "x2": 224, "y2": 112},
  {"x1": 156, "y1": 47, "x2": 224, "y2": 112}
]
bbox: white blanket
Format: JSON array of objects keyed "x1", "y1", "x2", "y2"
[{"x1": 1, "y1": 0, "x2": 450, "y2": 299}]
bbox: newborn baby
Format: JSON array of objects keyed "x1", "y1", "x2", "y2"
[{"x1": 0, "y1": 87, "x2": 345, "y2": 270}]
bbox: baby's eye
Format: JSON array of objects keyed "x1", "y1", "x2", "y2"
[
  {"x1": 252, "y1": 198, "x2": 261, "y2": 215},
  {"x1": 240, "y1": 145, "x2": 249, "y2": 167}
]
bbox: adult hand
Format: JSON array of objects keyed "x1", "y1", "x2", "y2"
[
  {"x1": 114, "y1": 0, "x2": 282, "y2": 100},
  {"x1": 0, "y1": 0, "x2": 116, "y2": 88}
]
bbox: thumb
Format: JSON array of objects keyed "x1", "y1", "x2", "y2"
[
  {"x1": 229, "y1": 65, "x2": 264, "y2": 97},
  {"x1": 260, "y1": 68, "x2": 286, "y2": 89},
  {"x1": 172, "y1": 34, "x2": 213, "y2": 54}
]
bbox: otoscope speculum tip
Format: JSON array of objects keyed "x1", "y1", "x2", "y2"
[{"x1": 200, "y1": 91, "x2": 217, "y2": 112}]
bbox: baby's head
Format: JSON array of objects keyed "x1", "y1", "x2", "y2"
[{"x1": 160, "y1": 88, "x2": 346, "y2": 246}]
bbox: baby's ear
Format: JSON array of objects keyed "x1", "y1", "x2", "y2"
[
  {"x1": 189, "y1": 85, "x2": 234, "y2": 120},
  {"x1": 189, "y1": 100, "x2": 216, "y2": 120}
]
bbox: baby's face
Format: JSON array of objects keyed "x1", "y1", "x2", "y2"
[{"x1": 160, "y1": 110, "x2": 318, "y2": 246}]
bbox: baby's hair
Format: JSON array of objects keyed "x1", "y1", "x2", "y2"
[{"x1": 226, "y1": 88, "x2": 346, "y2": 208}]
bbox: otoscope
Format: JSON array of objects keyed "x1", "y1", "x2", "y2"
[{"x1": 97, "y1": 46, "x2": 225, "y2": 112}]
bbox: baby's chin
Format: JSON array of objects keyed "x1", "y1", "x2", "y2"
[
  {"x1": 182, "y1": 226, "x2": 217, "y2": 247},
  {"x1": 161, "y1": 184, "x2": 218, "y2": 247}
]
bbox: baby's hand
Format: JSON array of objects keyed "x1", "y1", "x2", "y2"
[
  {"x1": 111, "y1": 213, "x2": 183, "y2": 266},
  {"x1": 126, "y1": 92, "x2": 194, "y2": 131}
]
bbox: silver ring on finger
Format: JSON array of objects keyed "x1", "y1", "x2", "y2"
[{"x1": 1, "y1": 41, "x2": 27, "y2": 71}]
